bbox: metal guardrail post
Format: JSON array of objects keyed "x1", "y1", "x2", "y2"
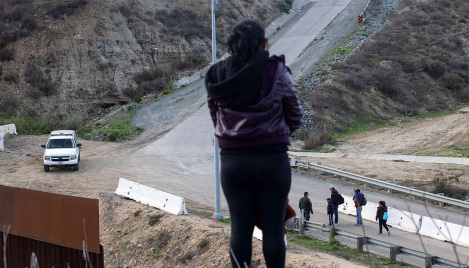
[
  {"x1": 388, "y1": 181, "x2": 394, "y2": 194},
  {"x1": 438, "y1": 193, "x2": 444, "y2": 207},
  {"x1": 329, "y1": 225, "x2": 336, "y2": 240},
  {"x1": 425, "y1": 255, "x2": 435, "y2": 268},
  {"x1": 357, "y1": 236, "x2": 365, "y2": 253},
  {"x1": 299, "y1": 209, "x2": 305, "y2": 235},
  {"x1": 390, "y1": 245, "x2": 400, "y2": 264}
]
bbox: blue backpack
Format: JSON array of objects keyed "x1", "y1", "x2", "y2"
[{"x1": 383, "y1": 212, "x2": 389, "y2": 220}]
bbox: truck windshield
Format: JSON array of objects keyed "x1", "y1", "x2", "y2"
[{"x1": 47, "y1": 139, "x2": 73, "y2": 149}]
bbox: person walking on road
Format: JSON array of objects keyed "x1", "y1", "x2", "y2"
[
  {"x1": 205, "y1": 19, "x2": 303, "y2": 268},
  {"x1": 326, "y1": 198, "x2": 334, "y2": 226},
  {"x1": 353, "y1": 189, "x2": 364, "y2": 226},
  {"x1": 330, "y1": 187, "x2": 339, "y2": 225},
  {"x1": 299, "y1": 192, "x2": 313, "y2": 221},
  {"x1": 376, "y1": 201, "x2": 391, "y2": 235}
]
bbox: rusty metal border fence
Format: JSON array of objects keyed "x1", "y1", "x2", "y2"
[
  {"x1": 0, "y1": 185, "x2": 104, "y2": 267},
  {"x1": 1, "y1": 231, "x2": 104, "y2": 268}
]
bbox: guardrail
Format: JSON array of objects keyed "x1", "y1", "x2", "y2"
[
  {"x1": 298, "y1": 216, "x2": 468, "y2": 268},
  {"x1": 291, "y1": 158, "x2": 469, "y2": 210}
]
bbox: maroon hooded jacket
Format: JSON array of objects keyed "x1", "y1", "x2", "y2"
[{"x1": 205, "y1": 50, "x2": 303, "y2": 150}]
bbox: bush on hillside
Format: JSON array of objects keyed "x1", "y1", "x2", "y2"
[
  {"x1": 0, "y1": 93, "x2": 19, "y2": 115},
  {"x1": 155, "y1": 8, "x2": 210, "y2": 39},
  {"x1": 24, "y1": 63, "x2": 55, "y2": 96},
  {"x1": 0, "y1": 49, "x2": 14, "y2": 61},
  {"x1": 47, "y1": 0, "x2": 88, "y2": 19},
  {"x1": 302, "y1": 0, "x2": 469, "y2": 142}
]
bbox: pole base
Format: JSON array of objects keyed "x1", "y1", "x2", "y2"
[{"x1": 213, "y1": 212, "x2": 225, "y2": 219}]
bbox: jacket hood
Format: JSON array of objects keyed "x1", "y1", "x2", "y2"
[{"x1": 205, "y1": 50, "x2": 269, "y2": 110}]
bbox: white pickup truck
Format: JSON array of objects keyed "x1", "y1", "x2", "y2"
[{"x1": 41, "y1": 130, "x2": 81, "y2": 172}]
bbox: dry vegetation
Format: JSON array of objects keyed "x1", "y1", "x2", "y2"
[{"x1": 302, "y1": 0, "x2": 469, "y2": 139}]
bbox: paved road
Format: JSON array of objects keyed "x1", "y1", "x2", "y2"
[
  {"x1": 130, "y1": 0, "x2": 469, "y2": 266},
  {"x1": 269, "y1": 0, "x2": 351, "y2": 65}
]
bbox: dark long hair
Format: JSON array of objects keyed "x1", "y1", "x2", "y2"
[{"x1": 227, "y1": 19, "x2": 265, "y2": 64}]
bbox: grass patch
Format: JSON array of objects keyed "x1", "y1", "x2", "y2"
[
  {"x1": 0, "y1": 114, "x2": 55, "y2": 135},
  {"x1": 149, "y1": 214, "x2": 163, "y2": 226},
  {"x1": 133, "y1": 210, "x2": 142, "y2": 217},
  {"x1": 287, "y1": 232, "x2": 410, "y2": 267},
  {"x1": 302, "y1": 146, "x2": 335, "y2": 153},
  {"x1": 77, "y1": 109, "x2": 143, "y2": 142}
]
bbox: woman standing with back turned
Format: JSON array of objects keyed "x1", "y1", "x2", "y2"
[{"x1": 205, "y1": 19, "x2": 303, "y2": 268}]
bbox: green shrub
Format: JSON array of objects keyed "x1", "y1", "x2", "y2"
[
  {"x1": 47, "y1": 0, "x2": 88, "y2": 19},
  {"x1": 424, "y1": 59, "x2": 446, "y2": 79},
  {"x1": 3, "y1": 72, "x2": 17, "y2": 84},
  {"x1": 0, "y1": 114, "x2": 55, "y2": 135},
  {"x1": 197, "y1": 238, "x2": 209, "y2": 249},
  {"x1": 149, "y1": 214, "x2": 163, "y2": 226},
  {"x1": 175, "y1": 52, "x2": 208, "y2": 69},
  {"x1": 277, "y1": 0, "x2": 292, "y2": 13},
  {"x1": 0, "y1": 93, "x2": 19, "y2": 115},
  {"x1": 446, "y1": 73, "x2": 465, "y2": 90}
]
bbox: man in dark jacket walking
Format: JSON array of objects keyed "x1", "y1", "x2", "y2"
[
  {"x1": 330, "y1": 187, "x2": 339, "y2": 225},
  {"x1": 299, "y1": 192, "x2": 313, "y2": 221}
]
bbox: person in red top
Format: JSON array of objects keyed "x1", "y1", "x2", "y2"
[{"x1": 376, "y1": 201, "x2": 390, "y2": 235}]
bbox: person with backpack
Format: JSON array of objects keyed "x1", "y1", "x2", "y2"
[
  {"x1": 353, "y1": 189, "x2": 365, "y2": 226},
  {"x1": 330, "y1": 187, "x2": 343, "y2": 225},
  {"x1": 376, "y1": 201, "x2": 391, "y2": 235}
]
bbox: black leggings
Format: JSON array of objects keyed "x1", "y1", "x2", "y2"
[{"x1": 221, "y1": 152, "x2": 291, "y2": 268}]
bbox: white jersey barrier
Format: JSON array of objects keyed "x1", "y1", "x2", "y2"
[
  {"x1": 115, "y1": 178, "x2": 188, "y2": 215},
  {"x1": 338, "y1": 194, "x2": 469, "y2": 246},
  {"x1": 338, "y1": 195, "x2": 356, "y2": 215},
  {"x1": 386, "y1": 209, "x2": 421, "y2": 234},
  {"x1": 419, "y1": 216, "x2": 469, "y2": 247},
  {"x1": 0, "y1": 124, "x2": 17, "y2": 151}
]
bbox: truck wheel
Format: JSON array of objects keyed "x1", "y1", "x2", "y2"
[
  {"x1": 44, "y1": 165, "x2": 49, "y2": 172},
  {"x1": 73, "y1": 163, "x2": 79, "y2": 171}
]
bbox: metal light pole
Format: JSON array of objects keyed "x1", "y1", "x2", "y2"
[{"x1": 212, "y1": 0, "x2": 224, "y2": 219}]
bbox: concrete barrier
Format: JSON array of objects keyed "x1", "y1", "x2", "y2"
[
  {"x1": 387, "y1": 209, "x2": 421, "y2": 234},
  {"x1": 361, "y1": 201, "x2": 378, "y2": 222},
  {"x1": 419, "y1": 216, "x2": 469, "y2": 246},
  {"x1": 339, "y1": 195, "x2": 356, "y2": 216},
  {"x1": 338, "y1": 196, "x2": 422, "y2": 233},
  {"x1": 115, "y1": 178, "x2": 188, "y2": 215},
  {"x1": 0, "y1": 124, "x2": 17, "y2": 151}
]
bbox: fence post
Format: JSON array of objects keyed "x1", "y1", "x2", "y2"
[
  {"x1": 317, "y1": 162, "x2": 324, "y2": 175},
  {"x1": 425, "y1": 255, "x2": 435, "y2": 268},
  {"x1": 329, "y1": 225, "x2": 336, "y2": 241},
  {"x1": 357, "y1": 236, "x2": 365, "y2": 253},
  {"x1": 437, "y1": 193, "x2": 444, "y2": 207},
  {"x1": 390, "y1": 245, "x2": 400, "y2": 264},
  {"x1": 388, "y1": 181, "x2": 394, "y2": 194},
  {"x1": 299, "y1": 209, "x2": 305, "y2": 235}
]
